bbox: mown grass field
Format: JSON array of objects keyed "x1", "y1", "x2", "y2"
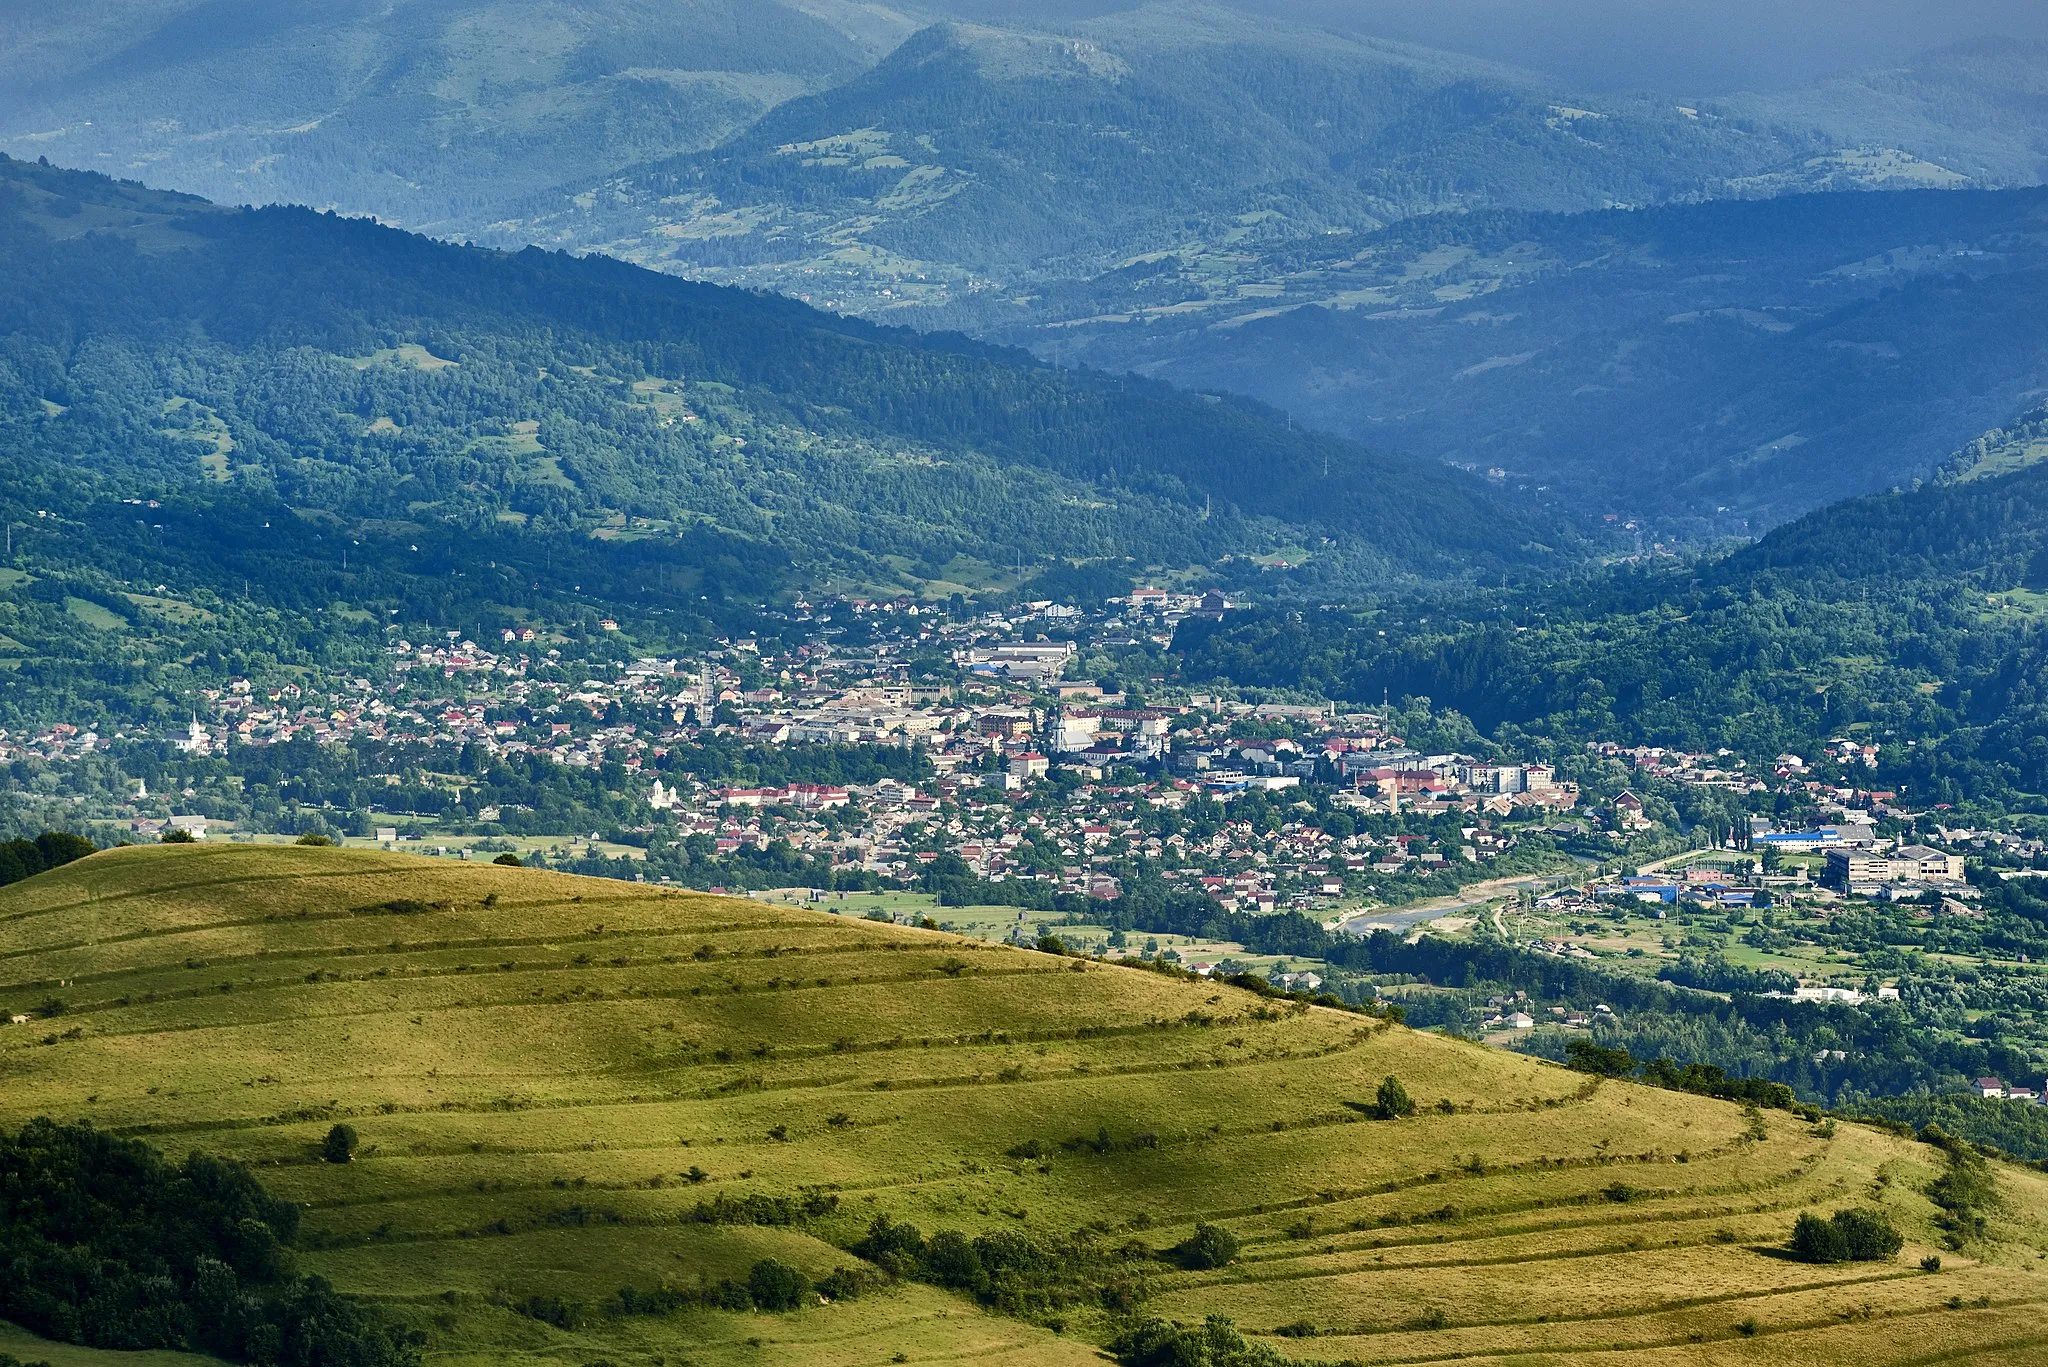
[{"x1": 4, "y1": 844, "x2": 2048, "y2": 1367}]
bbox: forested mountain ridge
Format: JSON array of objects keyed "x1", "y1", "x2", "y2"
[
  {"x1": 1177, "y1": 446, "x2": 2048, "y2": 807},
  {"x1": 9, "y1": 4, "x2": 2046, "y2": 536},
  {"x1": 0, "y1": 154, "x2": 1568, "y2": 726},
  {"x1": 11, "y1": 1, "x2": 2032, "y2": 325}
]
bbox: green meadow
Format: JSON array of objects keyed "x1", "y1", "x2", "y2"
[{"x1": 4, "y1": 845, "x2": 2048, "y2": 1367}]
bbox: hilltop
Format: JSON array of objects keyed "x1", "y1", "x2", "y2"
[{"x1": 4, "y1": 843, "x2": 2048, "y2": 1366}]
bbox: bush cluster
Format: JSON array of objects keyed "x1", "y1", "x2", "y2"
[
  {"x1": 1565, "y1": 1040, "x2": 1796, "y2": 1110},
  {"x1": 0, "y1": 1118, "x2": 421, "y2": 1366},
  {"x1": 685, "y1": 1190, "x2": 838, "y2": 1226},
  {"x1": 1788, "y1": 1209, "x2": 1903, "y2": 1264},
  {"x1": 851, "y1": 1216, "x2": 1146, "y2": 1317},
  {"x1": 1166, "y1": 1224, "x2": 1240, "y2": 1271},
  {"x1": 1921, "y1": 1124, "x2": 2002, "y2": 1247},
  {"x1": 1109, "y1": 1314, "x2": 1294, "y2": 1367},
  {"x1": 528, "y1": 1257, "x2": 835, "y2": 1328}
]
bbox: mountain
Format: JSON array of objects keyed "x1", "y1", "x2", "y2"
[
  {"x1": 0, "y1": 0, "x2": 912, "y2": 231},
  {"x1": 0, "y1": 154, "x2": 1573, "y2": 724},
  {"x1": 15, "y1": 2, "x2": 2030, "y2": 311},
  {"x1": 1020, "y1": 186, "x2": 2048, "y2": 529},
  {"x1": 6, "y1": 842, "x2": 2046, "y2": 1367},
  {"x1": 506, "y1": 2, "x2": 1881, "y2": 309},
  {"x1": 1715, "y1": 38, "x2": 2048, "y2": 190}
]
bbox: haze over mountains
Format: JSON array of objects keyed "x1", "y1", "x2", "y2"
[
  {"x1": 1028, "y1": 187, "x2": 2048, "y2": 527},
  {"x1": 5, "y1": 0, "x2": 2048, "y2": 534}
]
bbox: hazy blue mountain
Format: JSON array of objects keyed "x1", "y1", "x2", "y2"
[
  {"x1": 1713, "y1": 38, "x2": 2048, "y2": 190},
  {"x1": 0, "y1": 0, "x2": 911, "y2": 231},
  {"x1": 506, "y1": 2, "x2": 1879, "y2": 309},
  {"x1": 7, "y1": 2, "x2": 2038, "y2": 293},
  {"x1": 997, "y1": 187, "x2": 2048, "y2": 531},
  {"x1": 8, "y1": 2, "x2": 2046, "y2": 539}
]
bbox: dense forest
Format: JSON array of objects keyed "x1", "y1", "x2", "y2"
[
  {"x1": 1177, "y1": 455, "x2": 2048, "y2": 807},
  {"x1": 0, "y1": 1119, "x2": 419, "y2": 1364},
  {"x1": 0, "y1": 153, "x2": 1572, "y2": 727}
]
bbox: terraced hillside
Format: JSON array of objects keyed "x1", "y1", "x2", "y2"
[{"x1": 5, "y1": 844, "x2": 2048, "y2": 1367}]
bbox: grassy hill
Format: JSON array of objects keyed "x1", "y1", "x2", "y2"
[{"x1": 5, "y1": 843, "x2": 2048, "y2": 1367}]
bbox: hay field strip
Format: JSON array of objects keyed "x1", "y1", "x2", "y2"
[{"x1": 4, "y1": 845, "x2": 2048, "y2": 1367}]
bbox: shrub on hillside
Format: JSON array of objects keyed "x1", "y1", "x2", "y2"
[
  {"x1": 1789, "y1": 1209, "x2": 1903, "y2": 1263},
  {"x1": 923, "y1": 1230, "x2": 985, "y2": 1290},
  {"x1": 1168, "y1": 1223, "x2": 1240, "y2": 1270},
  {"x1": 746, "y1": 1259, "x2": 811, "y2": 1311},
  {"x1": 850, "y1": 1216, "x2": 1129, "y2": 1316},
  {"x1": 1565, "y1": 1040, "x2": 1635, "y2": 1077},
  {"x1": 851, "y1": 1215, "x2": 927, "y2": 1277},
  {"x1": 815, "y1": 1266, "x2": 878, "y2": 1301},
  {"x1": 686, "y1": 1190, "x2": 837, "y2": 1226},
  {"x1": 706, "y1": 1279, "x2": 753, "y2": 1311},
  {"x1": 514, "y1": 1294, "x2": 585, "y2": 1328},
  {"x1": 1923, "y1": 1124, "x2": 2001, "y2": 1247},
  {"x1": 493, "y1": 853, "x2": 522, "y2": 867},
  {"x1": 321, "y1": 1124, "x2": 359, "y2": 1164},
  {"x1": 1108, "y1": 1314, "x2": 1293, "y2": 1367},
  {"x1": 1374, "y1": 1075, "x2": 1417, "y2": 1119}
]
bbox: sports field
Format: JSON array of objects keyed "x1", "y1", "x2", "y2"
[{"x1": 4, "y1": 844, "x2": 2046, "y2": 1366}]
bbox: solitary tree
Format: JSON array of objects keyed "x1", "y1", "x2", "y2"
[
  {"x1": 493, "y1": 853, "x2": 522, "y2": 867},
  {"x1": 1375, "y1": 1075, "x2": 1417, "y2": 1119},
  {"x1": 746, "y1": 1258, "x2": 811, "y2": 1311},
  {"x1": 1169, "y1": 1222, "x2": 1240, "y2": 1270},
  {"x1": 322, "y1": 1123, "x2": 359, "y2": 1164}
]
